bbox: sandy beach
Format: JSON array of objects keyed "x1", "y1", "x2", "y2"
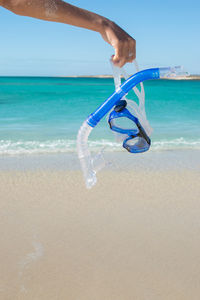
[{"x1": 0, "y1": 151, "x2": 200, "y2": 300}]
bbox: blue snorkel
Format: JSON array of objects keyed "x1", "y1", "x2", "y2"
[
  {"x1": 87, "y1": 68, "x2": 159, "y2": 127},
  {"x1": 77, "y1": 63, "x2": 186, "y2": 188}
]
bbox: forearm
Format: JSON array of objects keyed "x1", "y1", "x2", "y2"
[
  {"x1": 1, "y1": 0, "x2": 107, "y2": 33},
  {"x1": 1, "y1": 0, "x2": 136, "y2": 67}
]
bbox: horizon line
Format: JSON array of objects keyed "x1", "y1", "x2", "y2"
[{"x1": 0, "y1": 74, "x2": 200, "y2": 80}]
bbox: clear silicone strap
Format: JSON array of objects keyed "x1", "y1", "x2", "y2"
[
  {"x1": 110, "y1": 60, "x2": 152, "y2": 136},
  {"x1": 111, "y1": 60, "x2": 145, "y2": 109}
]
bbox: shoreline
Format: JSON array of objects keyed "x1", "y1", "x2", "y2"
[{"x1": 0, "y1": 149, "x2": 199, "y2": 172}]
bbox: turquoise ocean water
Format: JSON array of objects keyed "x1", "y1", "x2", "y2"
[{"x1": 0, "y1": 76, "x2": 199, "y2": 155}]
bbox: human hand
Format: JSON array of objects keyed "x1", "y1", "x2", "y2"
[{"x1": 100, "y1": 19, "x2": 136, "y2": 67}]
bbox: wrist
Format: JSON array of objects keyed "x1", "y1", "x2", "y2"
[{"x1": 97, "y1": 17, "x2": 113, "y2": 34}]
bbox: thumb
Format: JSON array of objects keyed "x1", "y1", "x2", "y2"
[{"x1": 111, "y1": 53, "x2": 120, "y2": 66}]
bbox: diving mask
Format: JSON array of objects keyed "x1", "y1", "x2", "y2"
[{"x1": 108, "y1": 99, "x2": 151, "y2": 153}]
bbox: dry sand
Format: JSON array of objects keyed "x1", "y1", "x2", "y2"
[{"x1": 0, "y1": 168, "x2": 200, "y2": 300}]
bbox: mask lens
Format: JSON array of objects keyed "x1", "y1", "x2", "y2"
[
  {"x1": 123, "y1": 136, "x2": 150, "y2": 153},
  {"x1": 112, "y1": 117, "x2": 138, "y2": 131},
  {"x1": 109, "y1": 117, "x2": 139, "y2": 135}
]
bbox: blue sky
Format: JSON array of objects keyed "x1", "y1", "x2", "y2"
[{"x1": 0, "y1": 0, "x2": 199, "y2": 76}]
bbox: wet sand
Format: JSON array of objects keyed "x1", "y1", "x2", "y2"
[{"x1": 0, "y1": 165, "x2": 200, "y2": 300}]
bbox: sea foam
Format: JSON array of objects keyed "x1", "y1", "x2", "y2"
[{"x1": 0, "y1": 137, "x2": 199, "y2": 155}]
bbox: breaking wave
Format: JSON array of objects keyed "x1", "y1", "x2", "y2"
[{"x1": 0, "y1": 137, "x2": 199, "y2": 155}]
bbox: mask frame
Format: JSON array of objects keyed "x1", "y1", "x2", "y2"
[{"x1": 108, "y1": 100, "x2": 151, "y2": 153}]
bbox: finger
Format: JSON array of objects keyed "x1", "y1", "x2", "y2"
[
  {"x1": 126, "y1": 53, "x2": 135, "y2": 63},
  {"x1": 120, "y1": 40, "x2": 132, "y2": 66},
  {"x1": 128, "y1": 39, "x2": 136, "y2": 60},
  {"x1": 123, "y1": 40, "x2": 130, "y2": 61},
  {"x1": 122, "y1": 39, "x2": 135, "y2": 63},
  {"x1": 112, "y1": 57, "x2": 126, "y2": 67},
  {"x1": 115, "y1": 42, "x2": 136, "y2": 66},
  {"x1": 127, "y1": 50, "x2": 135, "y2": 60},
  {"x1": 112, "y1": 41, "x2": 123, "y2": 65},
  {"x1": 119, "y1": 44, "x2": 130, "y2": 67},
  {"x1": 126, "y1": 57, "x2": 135, "y2": 63},
  {"x1": 112, "y1": 38, "x2": 136, "y2": 67},
  {"x1": 117, "y1": 56, "x2": 126, "y2": 68}
]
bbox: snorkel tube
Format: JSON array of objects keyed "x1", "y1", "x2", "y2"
[{"x1": 77, "y1": 65, "x2": 186, "y2": 189}]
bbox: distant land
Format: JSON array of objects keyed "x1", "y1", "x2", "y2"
[
  {"x1": 0, "y1": 75, "x2": 200, "y2": 79},
  {"x1": 165, "y1": 75, "x2": 200, "y2": 80},
  {"x1": 62, "y1": 75, "x2": 200, "y2": 80}
]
